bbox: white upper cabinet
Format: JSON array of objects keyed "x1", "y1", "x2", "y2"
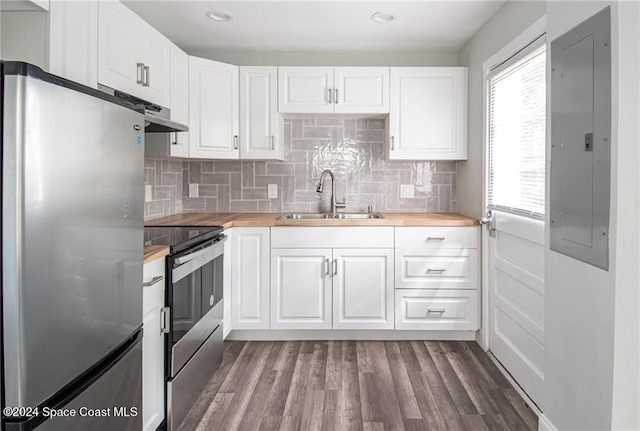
[
  {"x1": 334, "y1": 67, "x2": 389, "y2": 114},
  {"x1": 389, "y1": 67, "x2": 468, "y2": 160},
  {"x1": 240, "y1": 67, "x2": 282, "y2": 160},
  {"x1": 48, "y1": 0, "x2": 98, "y2": 88},
  {"x1": 98, "y1": 0, "x2": 171, "y2": 106},
  {"x1": 278, "y1": 67, "x2": 334, "y2": 113},
  {"x1": 279, "y1": 66, "x2": 389, "y2": 114},
  {"x1": 189, "y1": 56, "x2": 239, "y2": 159},
  {"x1": 168, "y1": 43, "x2": 189, "y2": 157}
]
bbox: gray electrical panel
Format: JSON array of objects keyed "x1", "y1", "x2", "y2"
[{"x1": 550, "y1": 7, "x2": 611, "y2": 270}]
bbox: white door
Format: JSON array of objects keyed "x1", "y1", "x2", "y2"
[
  {"x1": 270, "y1": 248, "x2": 332, "y2": 329},
  {"x1": 231, "y1": 227, "x2": 270, "y2": 330},
  {"x1": 189, "y1": 57, "x2": 239, "y2": 159},
  {"x1": 168, "y1": 43, "x2": 189, "y2": 157},
  {"x1": 278, "y1": 67, "x2": 334, "y2": 113},
  {"x1": 485, "y1": 38, "x2": 546, "y2": 407},
  {"x1": 389, "y1": 67, "x2": 467, "y2": 160},
  {"x1": 333, "y1": 249, "x2": 394, "y2": 329},
  {"x1": 334, "y1": 67, "x2": 389, "y2": 114},
  {"x1": 239, "y1": 66, "x2": 281, "y2": 160}
]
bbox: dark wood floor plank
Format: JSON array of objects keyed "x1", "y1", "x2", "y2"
[
  {"x1": 427, "y1": 341, "x2": 478, "y2": 415},
  {"x1": 410, "y1": 341, "x2": 468, "y2": 431},
  {"x1": 325, "y1": 341, "x2": 342, "y2": 391},
  {"x1": 264, "y1": 341, "x2": 301, "y2": 418},
  {"x1": 503, "y1": 388, "x2": 538, "y2": 430},
  {"x1": 338, "y1": 341, "x2": 363, "y2": 431},
  {"x1": 489, "y1": 388, "x2": 533, "y2": 430},
  {"x1": 385, "y1": 342, "x2": 422, "y2": 420},
  {"x1": 184, "y1": 341, "x2": 538, "y2": 431}
]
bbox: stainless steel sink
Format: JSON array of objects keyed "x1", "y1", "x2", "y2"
[{"x1": 277, "y1": 212, "x2": 385, "y2": 220}]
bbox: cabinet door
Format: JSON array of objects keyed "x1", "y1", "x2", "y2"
[
  {"x1": 139, "y1": 22, "x2": 171, "y2": 107},
  {"x1": 389, "y1": 67, "x2": 468, "y2": 160},
  {"x1": 240, "y1": 66, "x2": 281, "y2": 160},
  {"x1": 142, "y1": 259, "x2": 165, "y2": 431},
  {"x1": 271, "y1": 249, "x2": 332, "y2": 329},
  {"x1": 333, "y1": 249, "x2": 394, "y2": 329},
  {"x1": 334, "y1": 67, "x2": 389, "y2": 114},
  {"x1": 169, "y1": 43, "x2": 189, "y2": 157},
  {"x1": 231, "y1": 228, "x2": 270, "y2": 330},
  {"x1": 189, "y1": 56, "x2": 239, "y2": 159},
  {"x1": 48, "y1": 0, "x2": 98, "y2": 88},
  {"x1": 97, "y1": 0, "x2": 141, "y2": 96},
  {"x1": 278, "y1": 67, "x2": 334, "y2": 113}
]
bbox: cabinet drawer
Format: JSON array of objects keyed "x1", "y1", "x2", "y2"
[
  {"x1": 143, "y1": 258, "x2": 165, "y2": 314},
  {"x1": 395, "y1": 249, "x2": 478, "y2": 289},
  {"x1": 395, "y1": 227, "x2": 478, "y2": 249},
  {"x1": 395, "y1": 290, "x2": 478, "y2": 330},
  {"x1": 271, "y1": 227, "x2": 394, "y2": 248}
]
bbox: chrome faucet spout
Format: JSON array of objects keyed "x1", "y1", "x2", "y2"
[{"x1": 316, "y1": 169, "x2": 346, "y2": 213}]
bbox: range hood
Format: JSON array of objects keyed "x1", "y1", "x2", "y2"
[{"x1": 98, "y1": 85, "x2": 188, "y2": 133}]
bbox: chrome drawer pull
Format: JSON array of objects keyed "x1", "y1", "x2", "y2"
[
  {"x1": 143, "y1": 275, "x2": 164, "y2": 287},
  {"x1": 427, "y1": 308, "x2": 446, "y2": 314},
  {"x1": 426, "y1": 268, "x2": 446, "y2": 274},
  {"x1": 426, "y1": 237, "x2": 446, "y2": 241}
]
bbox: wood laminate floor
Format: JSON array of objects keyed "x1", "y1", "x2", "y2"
[{"x1": 178, "y1": 341, "x2": 537, "y2": 431}]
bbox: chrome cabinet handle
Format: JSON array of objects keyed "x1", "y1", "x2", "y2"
[
  {"x1": 391, "y1": 136, "x2": 395, "y2": 150},
  {"x1": 143, "y1": 65, "x2": 150, "y2": 87},
  {"x1": 426, "y1": 268, "x2": 446, "y2": 274},
  {"x1": 327, "y1": 88, "x2": 333, "y2": 104},
  {"x1": 234, "y1": 135, "x2": 239, "y2": 150},
  {"x1": 143, "y1": 275, "x2": 164, "y2": 287},
  {"x1": 171, "y1": 132, "x2": 178, "y2": 146},
  {"x1": 160, "y1": 307, "x2": 171, "y2": 333},
  {"x1": 271, "y1": 135, "x2": 275, "y2": 150},
  {"x1": 426, "y1": 237, "x2": 446, "y2": 241},
  {"x1": 333, "y1": 259, "x2": 338, "y2": 275},
  {"x1": 136, "y1": 63, "x2": 145, "y2": 85},
  {"x1": 325, "y1": 258, "x2": 330, "y2": 276},
  {"x1": 334, "y1": 88, "x2": 338, "y2": 104},
  {"x1": 427, "y1": 308, "x2": 446, "y2": 314}
]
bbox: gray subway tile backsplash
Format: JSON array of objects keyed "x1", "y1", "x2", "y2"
[{"x1": 144, "y1": 116, "x2": 457, "y2": 220}]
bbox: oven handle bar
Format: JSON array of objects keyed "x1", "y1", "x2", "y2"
[{"x1": 172, "y1": 235, "x2": 227, "y2": 283}]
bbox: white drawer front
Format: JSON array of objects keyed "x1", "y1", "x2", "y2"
[
  {"x1": 271, "y1": 227, "x2": 394, "y2": 248},
  {"x1": 395, "y1": 227, "x2": 479, "y2": 249},
  {"x1": 395, "y1": 249, "x2": 479, "y2": 289},
  {"x1": 395, "y1": 290, "x2": 479, "y2": 330},
  {"x1": 143, "y1": 258, "x2": 165, "y2": 314}
]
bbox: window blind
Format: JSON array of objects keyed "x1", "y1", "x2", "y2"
[{"x1": 487, "y1": 42, "x2": 547, "y2": 218}]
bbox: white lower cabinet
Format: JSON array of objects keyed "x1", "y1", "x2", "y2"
[
  {"x1": 270, "y1": 248, "x2": 333, "y2": 329},
  {"x1": 231, "y1": 227, "x2": 270, "y2": 330},
  {"x1": 333, "y1": 249, "x2": 394, "y2": 329},
  {"x1": 395, "y1": 289, "x2": 478, "y2": 331},
  {"x1": 142, "y1": 258, "x2": 165, "y2": 431}
]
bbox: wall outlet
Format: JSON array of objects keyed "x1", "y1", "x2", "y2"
[
  {"x1": 144, "y1": 185, "x2": 152, "y2": 202},
  {"x1": 268, "y1": 184, "x2": 278, "y2": 199},
  {"x1": 189, "y1": 183, "x2": 199, "y2": 198},
  {"x1": 400, "y1": 184, "x2": 415, "y2": 199}
]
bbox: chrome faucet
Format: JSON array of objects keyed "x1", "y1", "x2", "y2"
[{"x1": 316, "y1": 169, "x2": 346, "y2": 213}]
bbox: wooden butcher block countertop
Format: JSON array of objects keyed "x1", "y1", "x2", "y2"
[
  {"x1": 143, "y1": 245, "x2": 170, "y2": 264},
  {"x1": 144, "y1": 212, "x2": 479, "y2": 229}
]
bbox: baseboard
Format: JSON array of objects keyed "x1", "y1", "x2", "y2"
[
  {"x1": 227, "y1": 329, "x2": 477, "y2": 341},
  {"x1": 538, "y1": 414, "x2": 557, "y2": 431}
]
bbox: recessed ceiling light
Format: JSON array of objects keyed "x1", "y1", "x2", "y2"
[
  {"x1": 371, "y1": 12, "x2": 394, "y2": 24},
  {"x1": 205, "y1": 11, "x2": 234, "y2": 22}
]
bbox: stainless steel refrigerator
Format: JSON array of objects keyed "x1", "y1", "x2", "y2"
[{"x1": 1, "y1": 62, "x2": 144, "y2": 431}]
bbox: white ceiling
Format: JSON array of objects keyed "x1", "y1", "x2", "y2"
[{"x1": 123, "y1": 1, "x2": 506, "y2": 54}]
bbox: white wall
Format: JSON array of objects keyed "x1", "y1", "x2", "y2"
[
  {"x1": 457, "y1": 1, "x2": 547, "y2": 218},
  {"x1": 544, "y1": 1, "x2": 640, "y2": 430},
  {"x1": 185, "y1": 49, "x2": 458, "y2": 67}
]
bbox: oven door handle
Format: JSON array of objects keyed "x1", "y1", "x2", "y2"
[{"x1": 172, "y1": 235, "x2": 227, "y2": 283}]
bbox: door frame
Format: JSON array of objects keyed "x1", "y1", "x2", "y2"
[{"x1": 478, "y1": 15, "x2": 547, "y2": 351}]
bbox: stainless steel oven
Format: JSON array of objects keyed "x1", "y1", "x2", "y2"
[{"x1": 143, "y1": 226, "x2": 226, "y2": 431}]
